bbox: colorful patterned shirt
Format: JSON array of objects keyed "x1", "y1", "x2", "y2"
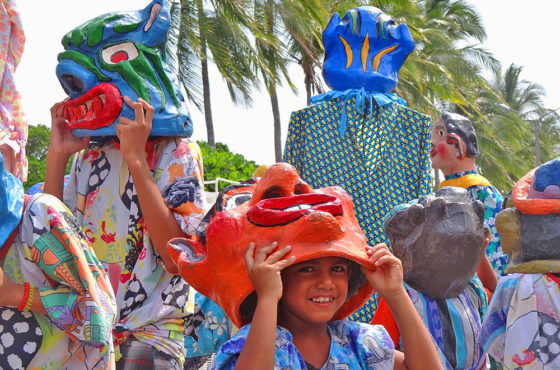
[
  {"x1": 481, "y1": 273, "x2": 560, "y2": 369},
  {"x1": 441, "y1": 170, "x2": 507, "y2": 276},
  {"x1": 1, "y1": 193, "x2": 117, "y2": 369},
  {"x1": 210, "y1": 320, "x2": 395, "y2": 369},
  {"x1": 405, "y1": 276, "x2": 488, "y2": 370},
  {"x1": 63, "y1": 137, "x2": 206, "y2": 364}
]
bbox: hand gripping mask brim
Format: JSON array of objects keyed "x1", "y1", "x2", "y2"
[{"x1": 168, "y1": 163, "x2": 373, "y2": 327}]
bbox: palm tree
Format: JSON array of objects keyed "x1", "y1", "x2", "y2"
[
  {"x1": 492, "y1": 64, "x2": 546, "y2": 118},
  {"x1": 393, "y1": 0, "x2": 500, "y2": 116},
  {"x1": 172, "y1": 0, "x2": 256, "y2": 148},
  {"x1": 468, "y1": 63, "x2": 560, "y2": 192},
  {"x1": 252, "y1": 0, "x2": 298, "y2": 162}
]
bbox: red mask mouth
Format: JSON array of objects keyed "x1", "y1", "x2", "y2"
[
  {"x1": 247, "y1": 193, "x2": 343, "y2": 227},
  {"x1": 430, "y1": 145, "x2": 437, "y2": 158},
  {"x1": 64, "y1": 83, "x2": 122, "y2": 130}
]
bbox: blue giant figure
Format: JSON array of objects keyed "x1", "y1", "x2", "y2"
[{"x1": 284, "y1": 6, "x2": 433, "y2": 323}]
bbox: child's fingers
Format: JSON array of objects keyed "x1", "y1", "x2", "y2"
[
  {"x1": 50, "y1": 102, "x2": 64, "y2": 120},
  {"x1": 138, "y1": 98, "x2": 154, "y2": 124},
  {"x1": 374, "y1": 254, "x2": 401, "y2": 268},
  {"x1": 276, "y1": 255, "x2": 297, "y2": 270},
  {"x1": 129, "y1": 97, "x2": 145, "y2": 123},
  {"x1": 264, "y1": 245, "x2": 292, "y2": 264},
  {"x1": 253, "y1": 242, "x2": 278, "y2": 264},
  {"x1": 118, "y1": 116, "x2": 134, "y2": 126},
  {"x1": 244, "y1": 242, "x2": 256, "y2": 269},
  {"x1": 366, "y1": 243, "x2": 388, "y2": 255},
  {"x1": 368, "y1": 247, "x2": 391, "y2": 266}
]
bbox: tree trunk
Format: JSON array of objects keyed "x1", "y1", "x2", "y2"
[
  {"x1": 201, "y1": 52, "x2": 215, "y2": 148},
  {"x1": 304, "y1": 61, "x2": 313, "y2": 105},
  {"x1": 269, "y1": 85, "x2": 282, "y2": 162},
  {"x1": 197, "y1": 0, "x2": 215, "y2": 148}
]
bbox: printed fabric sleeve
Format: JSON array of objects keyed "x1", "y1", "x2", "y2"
[
  {"x1": 20, "y1": 193, "x2": 117, "y2": 347},
  {"x1": 468, "y1": 184, "x2": 507, "y2": 276},
  {"x1": 61, "y1": 150, "x2": 83, "y2": 215},
  {"x1": 210, "y1": 325, "x2": 306, "y2": 369},
  {"x1": 336, "y1": 321, "x2": 395, "y2": 369},
  {"x1": 157, "y1": 138, "x2": 207, "y2": 236},
  {"x1": 480, "y1": 274, "x2": 521, "y2": 364}
]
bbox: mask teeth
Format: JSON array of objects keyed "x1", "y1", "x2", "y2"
[{"x1": 67, "y1": 93, "x2": 106, "y2": 123}]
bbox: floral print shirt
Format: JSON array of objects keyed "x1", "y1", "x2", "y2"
[
  {"x1": 63, "y1": 137, "x2": 206, "y2": 364},
  {"x1": 211, "y1": 320, "x2": 395, "y2": 369},
  {"x1": 443, "y1": 171, "x2": 507, "y2": 276},
  {"x1": 1, "y1": 193, "x2": 117, "y2": 369}
]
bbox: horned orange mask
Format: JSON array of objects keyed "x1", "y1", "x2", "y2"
[{"x1": 168, "y1": 163, "x2": 373, "y2": 327}]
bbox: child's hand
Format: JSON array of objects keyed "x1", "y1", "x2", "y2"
[
  {"x1": 48, "y1": 102, "x2": 89, "y2": 157},
  {"x1": 361, "y1": 243, "x2": 405, "y2": 300},
  {"x1": 116, "y1": 97, "x2": 154, "y2": 166},
  {"x1": 244, "y1": 242, "x2": 295, "y2": 302}
]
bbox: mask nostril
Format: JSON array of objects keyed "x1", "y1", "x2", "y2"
[{"x1": 60, "y1": 74, "x2": 84, "y2": 94}]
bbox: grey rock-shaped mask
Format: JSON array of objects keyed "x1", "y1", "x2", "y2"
[{"x1": 384, "y1": 186, "x2": 485, "y2": 298}]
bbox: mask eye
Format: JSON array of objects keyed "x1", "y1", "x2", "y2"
[
  {"x1": 224, "y1": 193, "x2": 252, "y2": 210},
  {"x1": 438, "y1": 129, "x2": 445, "y2": 137},
  {"x1": 102, "y1": 42, "x2": 139, "y2": 65}
]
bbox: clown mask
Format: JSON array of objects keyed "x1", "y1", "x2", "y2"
[
  {"x1": 168, "y1": 163, "x2": 373, "y2": 327},
  {"x1": 56, "y1": 0, "x2": 192, "y2": 138},
  {"x1": 430, "y1": 117, "x2": 466, "y2": 172}
]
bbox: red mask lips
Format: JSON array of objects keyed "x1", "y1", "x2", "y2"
[
  {"x1": 247, "y1": 193, "x2": 343, "y2": 227},
  {"x1": 64, "y1": 83, "x2": 123, "y2": 130},
  {"x1": 430, "y1": 145, "x2": 437, "y2": 158}
]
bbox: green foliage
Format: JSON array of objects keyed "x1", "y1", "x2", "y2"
[
  {"x1": 24, "y1": 124, "x2": 50, "y2": 191},
  {"x1": 23, "y1": 124, "x2": 72, "y2": 191},
  {"x1": 197, "y1": 140, "x2": 258, "y2": 191}
]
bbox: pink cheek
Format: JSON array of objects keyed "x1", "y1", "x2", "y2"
[{"x1": 437, "y1": 143, "x2": 447, "y2": 158}]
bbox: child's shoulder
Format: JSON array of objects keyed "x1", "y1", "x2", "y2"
[
  {"x1": 219, "y1": 324, "x2": 295, "y2": 355},
  {"x1": 328, "y1": 320, "x2": 394, "y2": 348},
  {"x1": 328, "y1": 320, "x2": 395, "y2": 368}
]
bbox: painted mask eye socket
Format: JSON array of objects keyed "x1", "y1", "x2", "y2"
[
  {"x1": 438, "y1": 129, "x2": 445, "y2": 137},
  {"x1": 224, "y1": 193, "x2": 252, "y2": 210},
  {"x1": 101, "y1": 42, "x2": 140, "y2": 65}
]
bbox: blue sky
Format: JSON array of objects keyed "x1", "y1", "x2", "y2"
[{"x1": 15, "y1": 0, "x2": 560, "y2": 166}]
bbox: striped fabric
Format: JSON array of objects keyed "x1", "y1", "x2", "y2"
[{"x1": 405, "y1": 276, "x2": 488, "y2": 369}]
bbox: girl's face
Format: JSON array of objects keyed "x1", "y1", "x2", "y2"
[{"x1": 279, "y1": 256, "x2": 350, "y2": 327}]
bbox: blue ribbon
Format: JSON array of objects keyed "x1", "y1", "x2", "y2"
[{"x1": 310, "y1": 88, "x2": 406, "y2": 137}]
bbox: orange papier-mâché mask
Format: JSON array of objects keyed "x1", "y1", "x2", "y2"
[{"x1": 168, "y1": 163, "x2": 373, "y2": 327}]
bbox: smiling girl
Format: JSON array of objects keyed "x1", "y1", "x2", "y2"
[{"x1": 210, "y1": 242, "x2": 442, "y2": 370}]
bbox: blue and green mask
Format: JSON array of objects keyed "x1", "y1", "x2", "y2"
[
  {"x1": 322, "y1": 6, "x2": 414, "y2": 93},
  {"x1": 56, "y1": 0, "x2": 192, "y2": 137}
]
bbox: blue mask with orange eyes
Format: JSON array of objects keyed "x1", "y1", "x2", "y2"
[
  {"x1": 56, "y1": 0, "x2": 192, "y2": 138},
  {"x1": 322, "y1": 6, "x2": 414, "y2": 93}
]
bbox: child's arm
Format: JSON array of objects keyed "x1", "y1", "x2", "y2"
[
  {"x1": 235, "y1": 242, "x2": 295, "y2": 370},
  {"x1": 44, "y1": 102, "x2": 90, "y2": 199},
  {"x1": 361, "y1": 244, "x2": 443, "y2": 370},
  {"x1": 477, "y1": 231, "x2": 498, "y2": 293},
  {"x1": 477, "y1": 253, "x2": 497, "y2": 294},
  {"x1": 115, "y1": 97, "x2": 189, "y2": 274}
]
